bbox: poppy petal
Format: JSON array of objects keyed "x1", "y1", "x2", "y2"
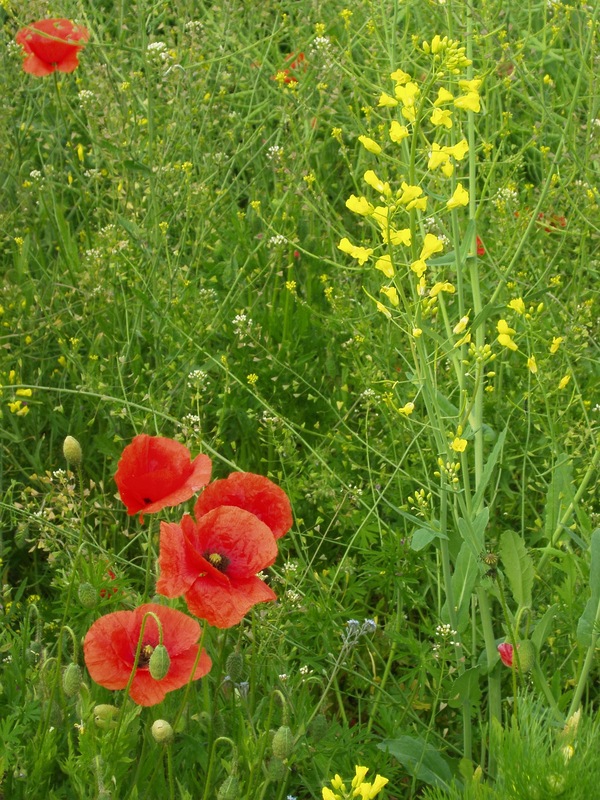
[
  {"x1": 185, "y1": 575, "x2": 277, "y2": 628},
  {"x1": 194, "y1": 472, "x2": 292, "y2": 539},
  {"x1": 195, "y1": 506, "x2": 278, "y2": 577}
]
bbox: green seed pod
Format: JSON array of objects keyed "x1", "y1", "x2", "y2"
[
  {"x1": 94, "y1": 704, "x2": 119, "y2": 730},
  {"x1": 62, "y1": 663, "x2": 82, "y2": 697},
  {"x1": 217, "y1": 775, "x2": 240, "y2": 800},
  {"x1": 148, "y1": 644, "x2": 170, "y2": 680},
  {"x1": 308, "y1": 713, "x2": 328, "y2": 742},
  {"x1": 63, "y1": 435, "x2": 83, "y2": 466},
  {"x1": 78, "y1": 582, "x2": 98, "y2": 609},
  {"x1": 515, "y1": 640, "x2": 536, "y2": 673},
  {"x1": 272, "y1": 725, "x2": 294, "y2": 760},
  {"x1": 151, "y1": 719, "x2": 174, "y2": 744},
  {"x1": 266, "y1": 757, "x2": 287, "y2": 781},
  {"x1": 225, "y1": 650, "x2": 244, "y2": 682}
]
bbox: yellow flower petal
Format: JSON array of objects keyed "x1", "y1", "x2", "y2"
[
  {"x1": 558, "y1": 374, "x2": 570, "y2": 389},
  {"x1": 428, "y1": 143, "x2": 450, "y2": 170},
  {"x1": 430, "y1": 107, "x2": 453, "y2": 128},
  {"x1": 527, "y1": 355, "x2": 538, "y2": 374},
  {"x1": 433, "y1": 87, "x2": 454, "y2": 106},
  {"x1": 550, "y1": 336, "x2": 563, "y2": 354},
  {"x1": 447, "y1": 182, "x2": 469, "y2": 209},
  {"x1": 377, "y1": 92, "x2": 398, "y2": 108},
  {"x1": 358, "y1": 135, "x2": 382, "y2": 154},
  {"x1": 453, "y1": 315, "x2": 469, "y2": 334},
  {"x1": 441, "y1": 139, "x2": 469, "y2": 160},
  {"x1": 389, "y1": 227, "x2": 412, "y2": 246},
  {"x1": 375, "y1": 255, "x2": 394, "y2": 277},
  {"x1": 508, "y1": 298, "x2": 526, "y2": 314},
  {"x1": 420, "y1": 233, "x2": 444, "y2": 261},
  {"x1": 497, "y1": 319, "x2": 516, "y2": 336},
  {"x1": 346, "y1": 195, "x2": 374, "y2": 215},
  {"x1": 390, "y1": 68, "x2": 411, "y2": 85},
  {"x1": 380, "y1": 286, "x2": 399, "y2": 306},
  {"x1": 454, "y1": 92, "x2": 480, "y2": 113},
  {"x1": 389, "y1": 121, "x2": 409, "y2": 143},
  {"x1": 450, "y1": 437, "x2": 468, "y2": 452},
  {"x1": 410, "y1": 259, "x2": 427, "y2": 277},
  {"x1": 398, "y1": 402, "x2": 415, "y2": 415},
  {"x1": 363, "y1": 170, "x2": 390, "y2": 196},
  {"x1": 497, "y1": 333, "x2": 518, "y2": 351}
]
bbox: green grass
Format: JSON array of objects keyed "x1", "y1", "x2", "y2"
[{"x1": 1, "y1": 0, "x2": 599, "y2": 798}]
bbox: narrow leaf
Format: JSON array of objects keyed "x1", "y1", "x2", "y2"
[{"x1": 499, "y1": 530, "x2": 534, "y2": 609}]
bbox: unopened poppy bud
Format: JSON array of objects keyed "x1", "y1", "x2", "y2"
[
  {"x1": 78, "y1": 582, "x2": 98, "y2": 609},
  {"x1": 151, "y1": 719, "x2": 174, "y2": 743},
  {"x1": 62, "y1": 663, "x2": 82, "y2": 697},
  {"x1": 94, "y1": 704, "x2": 119, "y2": 730},
  {"x1": 225, "y1": 650, "x2": 244, "y2": 683},
  {"x1": 514, "y1": 639, "x2": 536, "y2": 673},
  {"x1": 217, "y1": 775, "x2": 240, "y2": 800},
  {"x1": 308, "y1": 713, "x2": 328, "y2": 741},
  {"x1": 148, "y1": 644, "x2": 170, "y2": 680},
  {"x1": 63, "y1": 435, "x2": 82, "y2": 465},
  {"x1": 272, "y1": 725, "x2": 294, "y2": 760},
  {"x1": 266, "y1": 757, "x2": 287, "y2": 781}
]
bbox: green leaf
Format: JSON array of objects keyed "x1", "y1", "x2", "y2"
[
  {"x1": 472, "y1": 427, "x2": 507, "y2": 511},
  {"x1": 448, "y1": 667, "x2": 482, "y2": 711},
  {"x1": 544, "y1": 454, "x2": 574, "y2": 542},
  {"x1": 531, "y1": 603, "x2": 559, "y2": 652},
  {"x1": 411, "y1": 526, "x2": 448, "y2": 551},
  {"x1": 457, "y1": 507, "x2": 489, "y2": 559},
  {"x1": 379, "y1": 735, "x2": 455, "y2": 791},
  {"x1": 499, "y1": 530, "x2": 534, "y2": 609},
  {"x1": 576, "y1": 528, "x2": 600, "y2": 647},
  {"x1": 442, "y1": 542, "x2": 479, "y2": 632}
]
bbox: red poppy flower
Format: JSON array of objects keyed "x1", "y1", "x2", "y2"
[
  {"x1": 83, "y1": 603, "x2": 212, "y2": 706},
  {"x1": 157, "y1": 506, "x2": 278, "y2": 628},
  {"x1": 476, "y1": 235, "x2": 485, "y2": 256},
  {"x1": 16, "y1": 19, "x2": 89, "y2": 77},
  {"x1": 272, "y1": 52, "x2": 307, "y2": 85},
  {"x1": 497, "y1": 642, "x2": 514, "y2": 667},
  {"x1": 194, "y1": 472, "x2": 292, "y2": 540},
  {"x1": 114, "y1": 434, "x2": 212, "y2": 521}
]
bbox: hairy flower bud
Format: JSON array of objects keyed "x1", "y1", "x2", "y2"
[
  {"x1": 225, "y1": 650, "x2": 244, "y2": 683},
  {"x1": 272, "y1": 725, "x2": 294, "y2": 760},
  {"x1": 266, "y1": 757, "x2": 287, "y2": 781},
  {"x1": 217, "y1": 775, "x2": 240, "y2": 800},
  {"x1": 148, "y1": 644, "x2": 170, "y2": 680},
  {"x1": 151, "y1": 719, "x2": 174, "y2": 743},
  {"x1": 78, "y1": 582, "x2": 98, "y2": 609},
  {"x1": 94, "y1": 704, "x2": 119, "y2": 730},
  {"x1": 62, "y1": 663, "x2": 82, "y2": 697},
  {"x1": 308, "y1": 713, "x2": 328, "y2": 742},
  {"x1": 63, "y1": 435, "x2": 82, "y2": 465}
]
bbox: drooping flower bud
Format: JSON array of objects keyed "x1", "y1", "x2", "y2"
[
  {"x1": 93, "y1": 704, "x2": 119, "y2": 730},
  {"x1": 148, "y1": 644, "x2": 170, "y2": 680},
  {"x1": 78, "y1": 582, "x2": 98, "y2": 609},
  {"x1": 63, "y1": 435, "x2": 83, "y2": 465},
  {"x1": 266, "y1": 757, "x2": 287, "y2": 781},
  {"x1": 272, "y1": 725, "x2": 294, "y2": 760},
  {"x1": 225, "y1": 650, "x2": 244, "y2": 683},
  {"x1": 151, "y1": 719, "x2": 174, "y2": 744},
  {"x1": 217, "y1": 775, "x2": 240, "y2": 800},
  {"x1": 62, "y1": 663, "x2": 83, "y2": 697}
]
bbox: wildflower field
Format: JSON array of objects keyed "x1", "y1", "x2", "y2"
[{"x1": 1, "y1": 0, "x2": 599, "y2": 798}]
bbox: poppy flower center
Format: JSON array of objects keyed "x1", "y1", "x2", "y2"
[
  {"x1": 204, "y1": 552, "x2": 229, "y2": 573},
  {"x1": 138, "y1": 643, "x2": 154, "y2": 668}
]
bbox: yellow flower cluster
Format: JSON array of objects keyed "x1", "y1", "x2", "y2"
[{"x1": 322, "y1": 766, "x2": 389, "y2": 800}]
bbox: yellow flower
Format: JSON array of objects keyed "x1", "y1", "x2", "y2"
[
  {"x1": 420, "y1": 233, "x2": 444, "y2": 261},
  {"x1": 376, "y1": 301, "x2": 392, "y2": 318},
  {"x1": 401, "y1": 105, "x2": 416, "y2": 123},
  {"x1": 337, "y1": 238, "x2": 373, "y2": 265},
  {"x1": 398, "y1": 182, "x2": 425, "y2": 209},
  {"x1": 16, "y1": 388, "x2": 32, "y2": 397},
  {"x1": 389, "y1": 121, "x2": 409, "y2": 143},
  {"x1": 352, "y1": 767, "x2": 370, "y2": 788},
  {"x1": 331, "y1": 775, "x2": 346, "y2": 792},
  {"x1": 322, "y1": 789, "x2": 340, "y2": 800},
  {"x1": 358, "y1": 135, "x2": 382, "y2": 154},
  {"x1": 454, "y1": 332, "x2": 471, "y2": 347},
  {"x1": 459, "y1": 78, "x2": 483, "y2": 93},
  {"x1": 450, "y1": 437, "x2": 468, "y2": 452},
  {"x1": 380, "y1": 286, "x2": 399, "y2": 306},
  {"x1": 442, "y1": 139, "x2": 469, "y2": 160},
  {"x1": 498, "y1": 334, "x2": 518, "y2": 351},
  {"x1": 447, "y1": 183, "x2": 469, "y2": 209},
  {"x1": 429, "y1": 281, "x2": 455, "y2": 297},
  {"x1": 441, "y1": 161, "x2": 454, "y2": 177},
  {"x1": 389, "y1": 227, "x2": 412, "y2": 246},
  {"x1": 453, "y1": 315, "x2": 469, "y2": 333},
  {"x1": 390, "y1": 68, "x2": 411, "y2": 85},
  {"x1": 550, "y1": 336, "x2": 563, "y2": 354},
  {"x1": 497, "y1": 319, "x2": 516, "y2": 336},
  {"x1": 428, "y1": 143, "x2": 450, "y2": 170},
  {"x1": 364, "y1": 170, "x2": 391, "y2": 196},
  {"x1": 430, "y1": 108, "x2": 453, "y2": 128},
  {"x1": 508, "y1": 298, "x2": 526, "y2": 314},
  {"x1": 377, "y1": 92, "x2": 398, "y2": 107},
  {"x1": 410, "y1": 259, "x2": 427, "y2": 277},
  {"x1": 433, "y1": 87, "x2": 454, "y2": 106},
  {"x1": 395, "y1": 81, "x2": 419, "y2": 106},
  {"x1": 398, "y1": 401, "x2": 415, "y2": 415},
  {"x1": 454, "y1": 92, "x2": 480, "y2": 112},
  {"x1": 375, "y1": 255, "x2": 394, "y2": 277},
  {"x1": 412, "y1": 327, "x2": 422, "y2": 337},
  {"x1": 346, "y1": 195, "x2": 374, "y2": 215},
  {"x1": 527, "y1": 355, "x2": 538, "y2": 374},
  {"x1": 558, "y1": 374, "x2": 570, "y2": 390}
]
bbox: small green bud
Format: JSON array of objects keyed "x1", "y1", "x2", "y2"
[
  {"x1": 217, "y1": 775, "x2": 240, "y2": 800},
  {"x1": 63, "y1": 435, "x2": 83, "y2": 465},
  {"x1": 94, "y1": 704, "x2": 119, "y2": 730},
  {"x1": 78, "y1": 582, "x2": 98, "y2": 609},
  {"x1": 148, "y1": 644, "x2": 170, "y2": 680},
  {"x1": 266, "y1": 757, "x2": 287, "y2": 781},
  {"x1": 515, "y1": 639, "x2": 536, "y2": 673},
  {"x1": 225, "y1": 650, "x2": 244, "y2": 682},
  {"x1": 151, "y1": 719, "x2": 174, "y2": 743},
  {"x1": 62, "y1": 663, "x2": 82, "y2": 697},
  {"x1": 272, "y1": 725, "x2": 294, "y2": 760}
]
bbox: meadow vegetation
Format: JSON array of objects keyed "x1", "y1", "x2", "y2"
[{"x1": 0, "y1": 0, "x2": 599, "y2": 798}]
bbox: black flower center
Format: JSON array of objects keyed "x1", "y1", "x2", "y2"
[
  {"x1": 204, "y1": 552, "x2": 229, "y2": 573},
  {"x1": 138, "y1": 643, "x2": 154, "y2": 668}
]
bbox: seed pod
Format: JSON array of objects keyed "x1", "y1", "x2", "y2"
[
  {"x1": 78, "y1": 582, "x2": 98, "y2": 609},
  {"x1": 149, "y1": 644, "x2": 170, "y2": 680},
  {"x1": 217, "y1": 775, "x2": 240, "y2": 800},
  {"x1": 272, "y1": 725, "x2": 294, "y2": 760},
  {"x1": 63, "y1": 435, "x2": 83, "y2": 465},
  {"x1": 94, "y1": 704, "x2": 119, "y2": 730},
  {"x1": 151, "y1": 719, "x2": 174, "y2": 744},
  {"x1": 225, "y1": 650, "x2": 244, "y2": 682},
  {"x1": 63, "y1": 663, "x2": 82, "y2": 697}
]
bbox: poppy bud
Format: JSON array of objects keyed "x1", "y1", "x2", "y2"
[
  {"x1": 78, "y1": 582, "x2": 98, "y2": 609},
  {"x1": 217, "y1": 775, "x2": 240, "y2": 800},
  {"x1": 272, "y1": 725, "x2": 294, "y2": 760},
  {"x1": 62, "y1": 663, "x2": 82, "y2": 697},
  {"x1": 266, "y1": 757, "x2": 287, "y2": 781},
  {"x1": 151, "y1": 719, "x2": 174, "y2": 744},
  {"x1": 225, "y1": 650, "x2": 244, "y2": 683},
  {"x1": 514, "y1": 639, "x2": 536, "y2": 673},
  {"x1": 94, "y1": 704, "x2": 119, "y2": 730},
  {"x1": 63, "y1": 435, "x2": 82, "y2": 465},
  {"x1": 148, "y1": 644, "x2": 170, "y2": 680},
  {"x1": 308, "y1": 713, "x2": 328, "y2": 741}
]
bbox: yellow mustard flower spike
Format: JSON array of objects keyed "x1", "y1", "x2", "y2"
[
  {"x1": 378, "y1": 92, "x2": 398, "y2": 108},
  {"x1": 352, "y1": 767, "x2": 370, "y2": 788},
  {"x1": 364, "y1": 170, "x2": 391, "y2": 196},
  {"x1": 450, "y1": 437, "x2": 468, "y2": 453},
  {"x1": 453, "y1": 315, "x2": 469, "y2": 334},
  {"x1": 442, "y1": 139, "x2": 469, "y2": 160},
  {"x1": 430, "y1": 108, "x2": 453, "y2": 128},
  {"x1": 398, "y1": 402, "x2": 415, "y2": 415},
  {"x1": 527, "y1": 355, "x2": 538, "y2": 374},
  {"x1": 428, "y1": 143, "x2": 450, "y2": 171},
  {"x1": 389, "y1": 121, "x2": 409, "y2": 143},
  {"x1": 558, "y1": 374, "x2": 570, "y2": 390},
  {"x1": 389, "y1": 227, "x2": 412, "y2": 246},
  {"x1": 410, "y1": 259, "x2": 427, "y2": 278},
  {"x1": 497, "y1": 319, "x2": 516, "y2": 336},
  {"x1": 508, "y1": 298, "x2": 526, "y2": 314},
  {"x1": 390, "y1": 68, "x2": 411, "y2": 85},
  {"x1": 375, "y1": 255, "x2": 394, "y2": 277},
  {"x1": 376, "y1": 301, "x2": 392, "y2": 318},
  {"x1": 441, "y1": 161, "x2": 454, "y2": 177},
  {"x1": 346, "y1": 195, "x2": 374, "y2": 215},
  {"x1": 459, "y1": 78, "x2": 483, "y2": 93},
  {"x1": 454, "y1": 92, "x2": 480, "y2": 113},
  {"x1": 420, "y1": 233, "x2": 444, "y2": 261},
  {"x1": 322, "y1": 788, "x2": 340, "y2": 800},
  {"x1": 447, "y1": 183, "x2": 469, "y2": 209},
  {"x1": 380, "y1": 286, "x2": 399, "y2": 306},
  {"x1": 433, "y1": 87, "x2": 454, "y2": 106},
  {"x1": 550, "y1": 336, "x2": 563, "y2": 353},
  {"x1": 358, "y1": 135, "x2": 382, "y2": 154},
  {"x1": 497, "y1": 334, "x2": 518, "y2": 351}
]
